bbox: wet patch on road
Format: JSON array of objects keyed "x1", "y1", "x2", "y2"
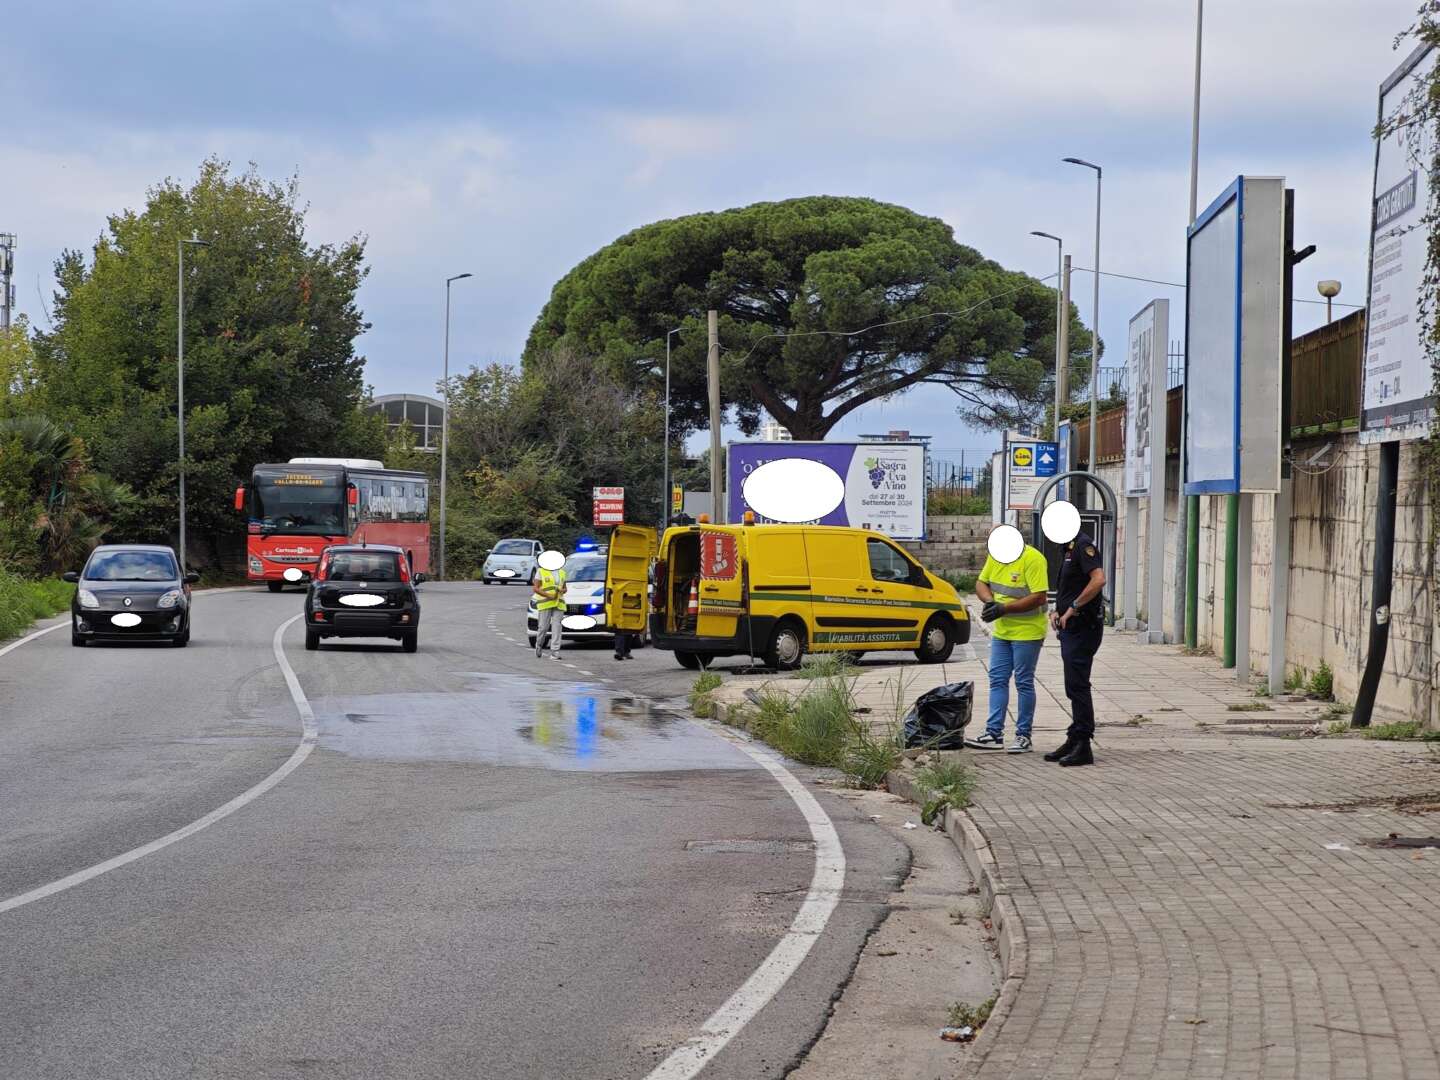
[{"x1": 291, "y1": 673, "x2": 754, "y2": 772}]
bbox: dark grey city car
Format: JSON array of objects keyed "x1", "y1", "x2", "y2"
[
  {"x1": 304, "y1": 544, "x2": 423, "y2": 652},
  {"x1": 65, "y1": 544, "x2": 198, "y2": 647}
]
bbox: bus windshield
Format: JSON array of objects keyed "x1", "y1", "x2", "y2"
[{"x1": 253, "y1": 470, "x2": 346, "y2": 536}]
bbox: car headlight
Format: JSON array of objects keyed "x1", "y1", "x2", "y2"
[
  {"x1": 78, "y1": 589, "x2": 99, "y2": 609},
  {"x1": 157, "y1": 590, "x2": 183, "y2": 609}
]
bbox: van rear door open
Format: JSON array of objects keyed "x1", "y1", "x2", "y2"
[
  {"x1": 605, "y1": 525, "x2": 655, "y2": 633},
  {"x1": 695, "y1": 527, "x2": 745, "y2": 639}
]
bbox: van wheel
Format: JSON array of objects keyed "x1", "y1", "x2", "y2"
[
  {"x1": 765, "y1": 620, "x2": 807, "y2": 671},
  {"x1": 71, "y1": 633, "x2": 87, "y2": 647},
  {"x1": 676, "y1": 650, "x2": 710, "y2": 670},
  {"x1": 915, "y1": 615, "x2": 954, "y2": 664},
  {"x1": 267, "y1": 581, "x2": 283, "y2": 593},
  {"x1": 402, "y1": 631, "x2": 419, "y2": 653},
  {"x1": 305, "y1": 629, "x2": 320, "y2": 651}
]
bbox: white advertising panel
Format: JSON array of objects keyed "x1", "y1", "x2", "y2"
[
  {"x1": 1184, "y1": 176, "x2": 1284, "y2": 495},
  {"x1": 726, "y1": 441, "x2": 927, "y2": 540},
  {"x1": 1361, "y1": 44, "x2": 1437, "y2": 443},
  {"x1": 1125, "y1": 300, "x2": 1169, "y2": 497}
]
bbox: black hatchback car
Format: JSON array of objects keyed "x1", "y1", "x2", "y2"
[
  {"x1": 65, "y1": 544, "x2": 199, "y2": 647},
  {"x1": 304, "y1": 544, "x2": 423, "y2": 652}
]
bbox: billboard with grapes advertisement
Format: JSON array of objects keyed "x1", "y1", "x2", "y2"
[{"x1": 726, "y1": 441, "x2": 927, "y2": 540}]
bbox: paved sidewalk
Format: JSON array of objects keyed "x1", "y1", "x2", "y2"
[{"x1": 709, "y1": 621, "x2": 1440, "y2": 1079}]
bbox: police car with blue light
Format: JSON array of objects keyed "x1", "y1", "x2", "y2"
[{"x1": 524, "y1": 538, "x2": 629, "y2": 647}]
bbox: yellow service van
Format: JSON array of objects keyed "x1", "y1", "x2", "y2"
[{"x1": 604, "y1": 522, "x2": 970, "y2": 670}]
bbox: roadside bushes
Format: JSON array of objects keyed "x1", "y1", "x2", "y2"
[
  {"x1": 732, "y1": 676, "x2": 904, "y2": 789},
  {"x1": 0, "y1": 571, "x2": 74, "y2": 640}
]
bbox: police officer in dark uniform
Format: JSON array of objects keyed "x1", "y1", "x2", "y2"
[{"x1": 1044, "y1": 531, "x2": 1107, "y2": 766}]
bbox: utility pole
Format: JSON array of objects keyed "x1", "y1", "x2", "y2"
[
  {"x1": 707, "y1": 310, "x2": 723, "y2": 522},
  {"x1": 1058, "y1": 256, "x2": 1072, "y2": 423},
  {"x1": 0, "y1": 234, "x2": 15, "y2": 332},
  {"x1": 177, "y1": 232, "x2": 210, "y2": 572},
  {"x1": 1180, "y1": 0, "x2": 1204, "y2": 648},
  {"x1": 439, "y1": 272, "x2": 473, "y2": 580}
]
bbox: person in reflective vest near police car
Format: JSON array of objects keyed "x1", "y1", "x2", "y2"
[{"x1": 533, "y1": 555, "x2": 567, "y2": 659}]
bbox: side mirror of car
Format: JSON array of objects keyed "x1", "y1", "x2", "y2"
[
  {"x1": 184, "y1": 572, "x2": 201, "y2": 584},
  {"x1": 414, "y1": 573, "x2": 427, "y2": 584},
  {"x1": 62, "y1": 571, "x2": 80, "y2": 583}
]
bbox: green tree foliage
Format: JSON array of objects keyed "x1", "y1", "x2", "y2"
[
  {"x1": 0, "y1": 415, "x2": 135, "y2": 575},
  {"x1": 525, "y1": 195, "x2": 1093, "y2": 439},
  {"x1": 439, "y1": 347, "x2": 668, "y2": 574},
  {"x1": 31, "y1": 158, "x2": 380, "y2": 568},
  {"x1": 0, "y1": 317, "x2": 40, "y2": 413}
]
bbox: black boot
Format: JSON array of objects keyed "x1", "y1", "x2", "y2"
[
  {"x1": 1044, "y1": 734, "x2": 1078, "y2": 762},
  {"x1": 1057, "y1": 736, "x2": 1093, "y2": 767}
]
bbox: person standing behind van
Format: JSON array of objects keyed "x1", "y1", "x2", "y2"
[{"x1": 967, "y1": 525, "x2": 1050, "y2": 754}]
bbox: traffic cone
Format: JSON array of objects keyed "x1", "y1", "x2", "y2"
[{"x1": 687, "y1": 581, "x2": 699, "y2": 619}]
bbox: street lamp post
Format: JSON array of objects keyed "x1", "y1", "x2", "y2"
[
  {"x1": 439, "y1": 272, "x2": 473, "y2": 580},
  {"x1": 1063, "y1": 157, "x2": 1102, "y2": 471},
  {"x1": 1030, "y1": 231, "x2": 1064, "y2": 439},
  {"x1": 661, "y1": 326, "x2": 682, "y2": 528},
  {"x1": 177, "y1": 232, "x2": 210, "y2": 571}
]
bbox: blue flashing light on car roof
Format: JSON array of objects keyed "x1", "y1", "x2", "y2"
[{"x1": 574, "y1": 536, "x2": 598, "y2": 552}]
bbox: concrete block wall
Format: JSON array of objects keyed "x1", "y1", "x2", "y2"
[{"x1": 903, "y1": 515, "x2": 990, "y2": 573}]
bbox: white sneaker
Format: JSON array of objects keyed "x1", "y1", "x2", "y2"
[
  {"x1": 964, "y1": 732, "x2": 1005, "y2": 750},
  {"x1": 1006, "y1": 735, "x2": 1033, "y2": 754}
]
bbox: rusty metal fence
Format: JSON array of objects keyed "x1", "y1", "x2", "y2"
[{"x1": 1073, "y1": 312, "x2": 1364, "y2": 466}]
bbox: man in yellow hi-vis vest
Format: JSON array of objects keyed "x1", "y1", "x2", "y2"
[{"x1": 533, "y1": 550, "x2": 567, "y2": 659}]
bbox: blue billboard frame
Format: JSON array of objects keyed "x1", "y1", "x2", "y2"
[{"x1": 1184, "y1": 175, "x2": 1244, "y2": 496}]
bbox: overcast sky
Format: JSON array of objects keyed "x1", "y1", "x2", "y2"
[{"x1": 5, "y1": 0, "x2": 1418, "y2": 468}]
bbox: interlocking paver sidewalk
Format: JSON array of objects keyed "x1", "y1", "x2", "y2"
[{"x1": 708, "y1": 621, "x2": 1440, "y2": 1079}]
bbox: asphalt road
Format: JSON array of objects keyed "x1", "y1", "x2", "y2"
[{"x1": 0, "y1": 582, "x2": 906, "y2": 1080}]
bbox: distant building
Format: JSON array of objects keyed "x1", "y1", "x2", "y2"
[
  {"x1": 370, "y1": 394, "x2": 444, "y2": 451},
  {"x1": 760, "y1": 417, "x2": 792, "y2": 442}
]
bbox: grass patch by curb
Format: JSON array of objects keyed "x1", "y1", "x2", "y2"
[
  {"x1": 689, "y1": 671, "x2": 723, "y2": 718},
  {"x1": 913, "y1": 759, "x2": 978, "y2": 825},
  {"x1": 0, "y1": 573, "x2": 74, "y2": 641},
  {"x1": 1359, "y1": 721, "x2": 1440, "y2": 742},
  {"x1": 1225, "y1": 701, "x2": 1271, "y2": 712},
  {"x1": 947, "y1": 995, "x2": 997, "y2": 1030},
  {"x1": 720, "y1": 675, "x2": 904, "y2": 789}
]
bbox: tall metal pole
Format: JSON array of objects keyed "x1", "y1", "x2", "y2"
[
  {"x1": 177, "y1": 240, "x2": 187, "y2": 572},
  {"x1": 1063, "y1": 159, "x2": 1102, "y2": 471},
  {"x1": 1030, "y1": 231, "x2": 1064, "y2": 438},
  {"x1": 1181, "y1": 0, "x2": 1204, "y2": 648},
  {"x1": 1089, "y1": 173, "x2": 1102, "y2": 469},
  {"x1": 439, "y1": 272, "x2": 472, "y2": 580},
  {"x1": 707, "y1": 310, "x2": 723, "y2": 522},
  {"x1": 176, "y1": 232, "x2": 209, "y2": 571},
  {"x1": 1059, "y1": 256, "x2": 1071, "y2": 418}
]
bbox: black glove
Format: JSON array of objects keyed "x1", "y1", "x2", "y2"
[{"x1": 981, "y1": 600, "x2": 1007, "y2": 623}]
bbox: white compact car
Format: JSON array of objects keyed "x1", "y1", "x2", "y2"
[{"x1": 481, "y1": 538, "x2": 541, "y2": 584}]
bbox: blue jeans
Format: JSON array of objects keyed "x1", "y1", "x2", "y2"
[{"x1": 987, "y1": 638, "x2": 1042, "y2": 739}]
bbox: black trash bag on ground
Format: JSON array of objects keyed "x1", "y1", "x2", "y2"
[{"x1": 902, "y1": 682, "x2": 974, "y2": 749}]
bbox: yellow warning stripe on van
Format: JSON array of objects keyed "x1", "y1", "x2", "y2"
[{"x1": 750, "y1": 591, "x2": 965, "y2": 613}]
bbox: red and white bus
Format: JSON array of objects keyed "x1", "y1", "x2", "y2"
[{"x1": 235, "y1": 458, "x2": 432, "y2": 590}]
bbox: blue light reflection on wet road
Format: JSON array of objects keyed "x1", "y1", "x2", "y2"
[{"x1": 305, "y1": 673, "x2": 750, "y2": 772}]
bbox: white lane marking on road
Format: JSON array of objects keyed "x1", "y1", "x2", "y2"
[
  {"x1": 0, "y1": 618, "x2": 68, "y2": 660},
  {"x1": 643, "y1": 734, "x2": 846, "y2": 1080},
  {"x1": 0, "y1": 614, "x2": 318, "y2": 915}
]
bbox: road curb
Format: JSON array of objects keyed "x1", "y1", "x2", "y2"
[{"x1": 885, "y1": 766, "x2": 1025, "y2": 1073}]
